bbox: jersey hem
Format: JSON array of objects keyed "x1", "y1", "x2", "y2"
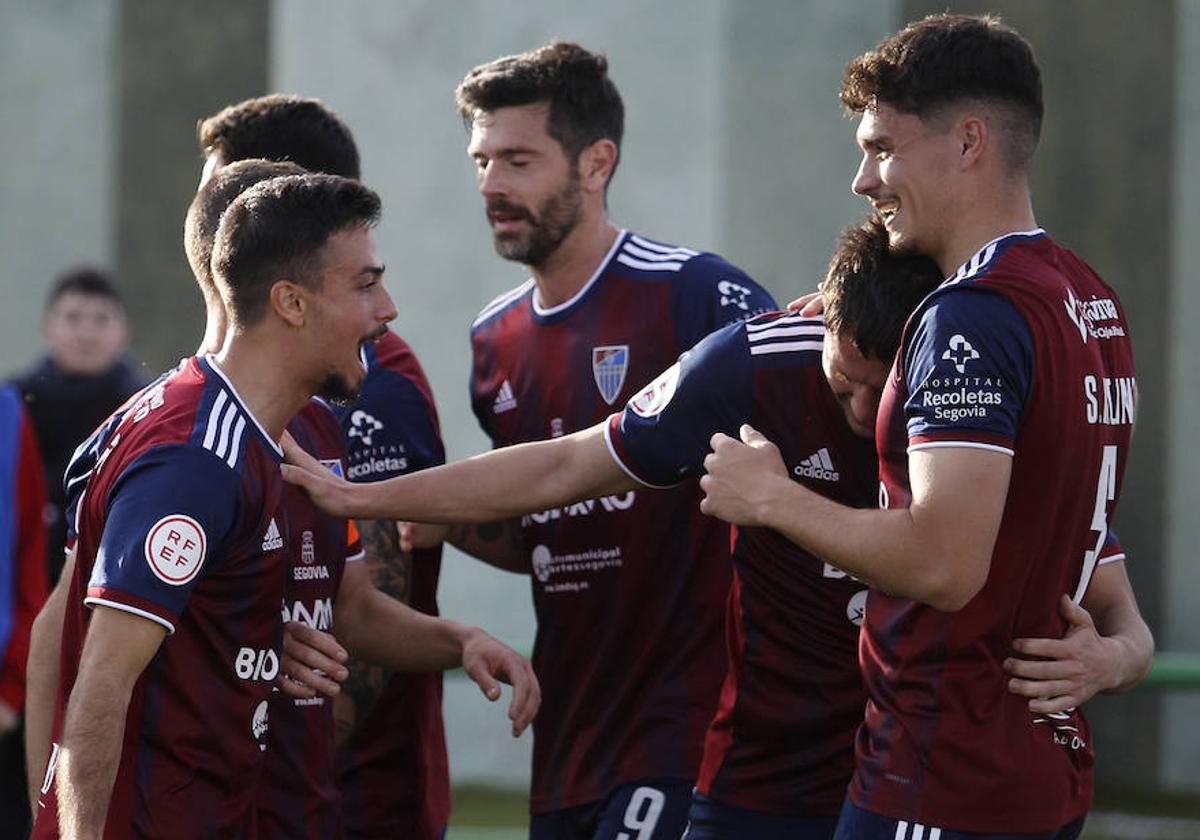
[
  {"x1": 907, "y1": 440, "x2": 1015, "y2": 456},
  {"x1": 84, "y1": 593, "x2": 176, "y2": 634},
  {"x1": 603, "y1": 414, "x2": 681, "y2": 489}
]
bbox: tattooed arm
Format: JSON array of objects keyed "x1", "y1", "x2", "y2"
[
  {"x1": 401, "y1": 518, "x2": 529, "y2": 575},
  {"x1": 333, "y1": 517, "x2": 410, "y2": 745}
]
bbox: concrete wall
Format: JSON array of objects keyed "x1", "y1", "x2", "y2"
[
  {"x1": 0, "y1": 0, "x2": 118, "y2": 377},
  {"x1": 1164, "y1": 0, "x2": 1200, "y2": 791}
]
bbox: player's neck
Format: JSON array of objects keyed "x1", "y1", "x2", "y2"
[
  {"x1": 936, "y1": 191, "x2": 1037, "y2": 277},
  {"x1": 196, "y1": 310, "x2": 227, "y2": 356},
  {"x1": 211, "y1": 333, "x2": 311, "y2": 442},
  {"x1": 529, "y1": 215, "x2": 620, "y2": 309}
]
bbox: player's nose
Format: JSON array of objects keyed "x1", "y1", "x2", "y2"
[
  {"x1": 376, "y1": 286, "x2": 398, "y2": 324},
  {"x1": 852, "y1": 154, "x2": 878, "y2": 197},
  {"x1": 478, "y1": 161, "x2": 508, "y2": 198}
]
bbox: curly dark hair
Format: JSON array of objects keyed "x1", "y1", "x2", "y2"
[
  {"x1": 823, "y1": 217, "x2": 943, "y2": 362},
  {"x1": 198, "y1": 94, "x2": 360, "y2": 179},
  {"x1": 455, "y1": 41, "x2": 624, "y2": 182},
  {"x1": 841, "y1": 14, "x2": 1043, "y2": 170},
  {"x1": 212, "y1": 173, "x2": 381, "y2": 326}
]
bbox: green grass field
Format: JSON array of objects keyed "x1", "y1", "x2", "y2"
[{"x1": 445, "y1": 785, "x2": 1200, "y2": 840}]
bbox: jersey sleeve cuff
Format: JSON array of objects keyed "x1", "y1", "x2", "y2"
[
  {"x1": 85, "y1": 587, "x2": 177, "y2": 634},
  {"x1": 908, "y1": 431, "x2": 1015, "y2": 456},
  {"x1": 603, "y1": 414, "x2": 680, "y2": 490},
  {"x1": 1097, "y1": 551, "x2": 1126, "y2": 566}
]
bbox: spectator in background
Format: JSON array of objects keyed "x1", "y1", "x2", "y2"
[
  {"x1": 11, "y1": 267, "x2": 145, "y2": 584},
  {"x1": 0, "y1": 384, "x2": 49, "y2": 840}
]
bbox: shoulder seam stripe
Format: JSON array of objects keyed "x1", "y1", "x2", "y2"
[
  {"x1": 746, "y1": 324, "x2": 824, "y2": 342},
  {"x1": 615, "y1": 253, "x2": 683, "y2": 272},
  {"x1": 215, "y1": 399, "x2": 238, "y2": 461},
  {"x1": 472, "y1": 279, "x2": 535, "y2": 327},
  {"x1": 225, "y1": 415, "x2": 247, "y2": 468},
  {"x1": 745, "y1": 313, "x2": 822, "y2": 331},
  {"x1": 629, "y1": 234, "x2": 699, "y2": 256},
  {"x1": 622, "y1": 241, "x2": 697, "y2": 264},
  {"x1": 202, "y1": 390, "x2": 228, "y2": 451},
  {"x1": 748, "y1": 340, "x2": 824, "y2": 356}
]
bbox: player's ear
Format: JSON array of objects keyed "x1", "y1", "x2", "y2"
[
  {"x1": 269, "y1": 280, "x2": 307, "y2": 328},
  {"x1": 957, "y1": 114, "x2": 988, "y2": 170},
  {"x1": 578, "y1": 139, "x2": 617, "y2": 193}
]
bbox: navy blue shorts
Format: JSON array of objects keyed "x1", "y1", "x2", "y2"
[
  {"x1": 834, "y1": 800, "x2": 1087, "y2": 840},
  {"x1": 681, "y1": 791, "x2": 837, "y2": 840},
  {"x1": 529, "y1": 778, "x2": 693, "y2": 840}
]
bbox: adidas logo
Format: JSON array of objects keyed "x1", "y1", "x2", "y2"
[
  {"x1": 261, "y1": 518, "x2": 283, "y2": 551},
  {"x1": 493, "y1": 380, "x2": 517, "y2": 414},
  {"x1": 793, "y1": 448, "x2": 840, "y2": 482}
]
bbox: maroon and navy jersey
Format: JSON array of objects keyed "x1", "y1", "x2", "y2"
[
  {"x1": 607, "y1": 312, "x2": 875, "y2": 816},
  {"x1": 258, "y1": 400, "x2": 360, "y2": 840},
  {"x1": 470, "y1": 231, "x2": 775, "y2": 812},
  {"x1": 333, "y1": 331, "x2": 451, "y2": 840},
  {"x1": 32, "y1": 356, "x2": 286, "y2": 840},
  {"x1": 853, "y1": 230, "x2": 1137, "y2": 833}
]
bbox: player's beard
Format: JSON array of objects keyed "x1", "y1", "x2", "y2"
[
  {"x1": 317, "y1": 372, "x2": 360, "y2": 407},
  {"x1": 489, "y1": 171, "x2": 582, "y2": 267}
]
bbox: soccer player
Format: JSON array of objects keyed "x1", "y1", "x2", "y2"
[
  {"x1": 199, "y1": 93, "x2": 461, "y2": 840},
  {"x1": 452, "y1": 41, "x2": 774, "y2": 838},
  {"x1": 698, "y1": 15, "x2": 1142, "y2": 839},
  {"x1": 30, "y1": 173, "x2": 396, "y2": 838},
  {"x1": 286, "y1": 216, "x2": 926, "y2": 840}
]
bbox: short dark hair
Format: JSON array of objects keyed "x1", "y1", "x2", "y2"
[
  {"x1": 456, "y1": 41, "x2": 624, "y2": 179},
  {"x1": 198, "y1": 94, "x2": 361, "y2": 179},
  {"x1": 46, "y1": 267, "x2": 123, "y2": 311},
  {"x1": 823, "y1": 217, "x2": 943, "y2": 362},
  {"x1": 841, "y1": 14, "x2": 1043, "y2": 170},
  {"x1": 184, "y1": 159, "x2": 307, "y2": 296},
  {"x1": 212, "y1": 173, "x2": 381, "y2": 326}
]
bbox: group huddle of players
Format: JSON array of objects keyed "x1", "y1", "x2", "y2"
[{"x1": 24, "y1": 11, "x2": 1150, "y2": 840}]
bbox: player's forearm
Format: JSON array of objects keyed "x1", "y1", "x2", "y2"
[
  {"x1": 25, "y1": 571, "x2": 70, "y2": 810},
  {"x1": 1089, "y1": 592, "x2": 1154, "y2": 692},
  {"x1": 334, "y1": 520, "x2": 411, "y2": 742},
  {"x1": 351, "y1": 425, "x2": 630, "y2": 523},
  {"x1": 337, "y1": 583, "x2": 470, "y2": 672},
  {"x1": 758, "y1": 479, "x2": 988, "y2": 611},
  {"x1": 57, "y1": 668, "x2": 134, "y2": 839},
  {"x1": 447, "y1": 520, "x2": 530, "y2": 573}
]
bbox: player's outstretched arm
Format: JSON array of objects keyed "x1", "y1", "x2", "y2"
[
  {"x1": 332, "y1": 561, "x2": 539, "y2": 736},
  {"x1": 700, "y1": 425, "x2": 1007, "y2": 611},
  {"x1": 283, "y1": 422, "x2": 634, "y2": 524},
  {"x1": 55, "y1": 605, "x2": 166, "y2": 839},
  {"x1": 1004, "y1": 561, "x2": 1154, "y2": 714},
  {"x1": 25, "y1": 548, "x2": 75, "y2": 814}
]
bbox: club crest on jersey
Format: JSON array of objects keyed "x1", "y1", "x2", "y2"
[
  {"x1": 592, "y1": 345, "x2": 629, "y2": 405},
  {"x1": 630, "y1": 362, "x2": 681, "y2": 418},
  {"x1": 942, "y1": 334, "x2": 980, "y2": 374},
  {"x1": 144, "y1": 514, "x2": 207, "y2": 586},
  {"x1": 319, "y1": 458, "x2": 344, "y2": 479}
]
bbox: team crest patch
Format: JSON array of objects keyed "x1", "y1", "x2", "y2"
[
  {"x1": 144, "y1": 514, "x2": 206, "y2": 586},
  {"x1": 319, "y1": 458, "x2": 344, "y2": 478},
  {"x1": 630, "y1": 363, "x2": 681, "y2": 418},
  {"x1": 592, "y1": 345, "x2": 629, "y2": 405}
]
